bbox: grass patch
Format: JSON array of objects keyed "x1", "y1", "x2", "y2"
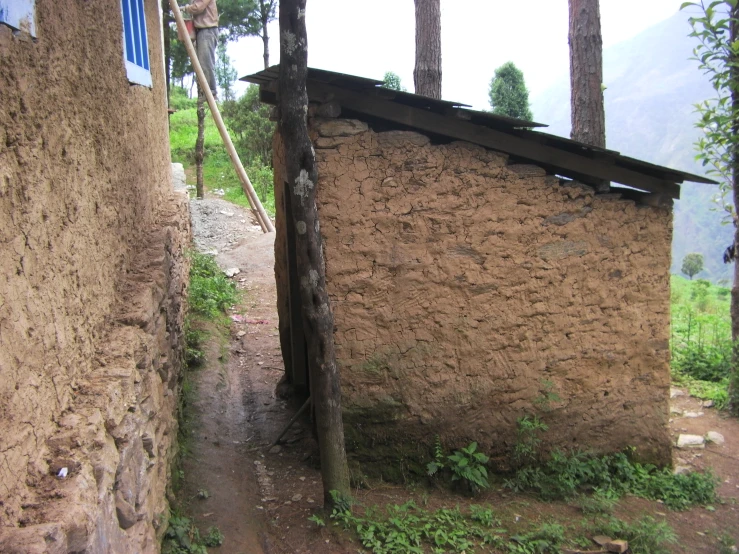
[
  {"x1": 504, "y1": 449, "x2": 718, "y2": 511},
  {"x1": 312, "y1": 498, "x2": 679, "y2": 554}
]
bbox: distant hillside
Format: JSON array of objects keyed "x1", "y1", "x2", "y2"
[{"x1": 531, "y1": 10, "x2": 732, "y2": 283}]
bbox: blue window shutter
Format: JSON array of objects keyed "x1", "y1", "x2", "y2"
[{"x1": 121, "y1": 0, "x2": 152, "y2": 87}]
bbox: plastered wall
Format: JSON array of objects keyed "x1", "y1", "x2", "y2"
[
  {"x1": 276, "y1": 117, "x2": 672, "y2": 475},
  {"x1": 0, "y1": 1, "x2": 190, "y2": 551}
]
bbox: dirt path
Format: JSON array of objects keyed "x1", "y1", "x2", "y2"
[{"x1": 182, "y1": 194, "x2": 739, "y2": 554}]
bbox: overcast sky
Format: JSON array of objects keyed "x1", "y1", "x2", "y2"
[{"x1": 228, "y1": 0, "x2": 688, "y2": 110}]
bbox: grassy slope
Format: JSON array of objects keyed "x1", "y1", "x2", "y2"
[{"x1": 169, "y1": 107, "x2": 275, "y2": 216}]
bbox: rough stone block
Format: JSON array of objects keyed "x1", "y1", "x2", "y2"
[{"x1": 677, "y1": 434, "x2": 705, "y2": 448}]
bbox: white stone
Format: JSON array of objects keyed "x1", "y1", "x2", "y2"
[
  {"x1": 705, "y1": 431, "x2": 725, "y2": 445},
  {"x1": 224, "y1": 267, "x2": 240, "y2": 277},
  {"x1": 673, "y1": 465, "x2": 692, "y2": 475},
  {"x1": 676, "y1": 434, "x2": 705, "y2": 448},
  {"x1": 684, "y1": 411, "x2": 704, "y2": 418},
  {"x1": 670, "y1": 387, "x2": 686, "y2": 398}
]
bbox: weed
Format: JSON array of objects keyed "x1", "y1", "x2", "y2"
[
  {"x1": 513, "y1": 414, "x2": 548, "y2": 465},
  {"x1": 574, "y1": 488, "x2": 618, "y2": 515},
  {"x1": 188, "y1": 251, "x2": 239, "y2": 319},
  {"x1": 427, "y1": 439, "x2": 490, "y2": 493},
  {"x1": 505, "y1": 448, "x2": 719, "y2": 510},
  {"x1": 203, "y1": 526, "x2": 224, "y2": 547},
  {"x1": 162, "y1": 515, "x2": 208, "y2": 554},
  {"x1": 509, "y1": 522, "x2": 565, "y2": 553},
  {"x1": 307, "y1": 513, "x2": 326, "y2": 527},
  {"x1": 448, "y1": 442, "x2": 490, "y2": 492},
  {"x1": 589, "y1": 515, "x2": 677, "y2": 554},
  {"x1": 533, "y1": 380, "x2": 561, "y2": 412},
  {"x1": 717, "y1": 532, "x2": 737, "y2": 554},
  {"x1": 326, "y1": 499, "x2": 505, "y2": 554}
]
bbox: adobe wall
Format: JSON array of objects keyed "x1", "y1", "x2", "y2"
[
  {"x1": 0, "y1": 1, "x2": 190, "y2": 551},
  {"x1": 276, "y1": 117, "x2": 673, "y2": 475}
]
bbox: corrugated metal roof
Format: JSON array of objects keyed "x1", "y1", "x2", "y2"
[{"x1": 242, "y1": 66, "x2": 716, "y2": 193}]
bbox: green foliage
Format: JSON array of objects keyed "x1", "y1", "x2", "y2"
[
  {"x1": 513, "y1": 414, "x2": 548, "y2": 465},
  {"x1": 326, "y1": 500, "x2": 504, "y2": 554},
  {"x1": 509, "y1": 523, "x2": 565, "y2": 553},
  {"x1": 589, "y1": 515, "x2": 677, "y2": 554},
  {"x1": 574, "y1": 488, "x2": 619, "y2": 515},
  {"x1": 533, "y1": 380, "x2": 561, "y2": 412},
  {"x1": 215, "y1": 41, "x2": 238, "y2": 101},
  {"x1": 170, "y1": 86, "x2": 198, "y2": 111},
  {"x1": 162, "y1": 515, "x2": 208, "y2": 554},
  {"x1": 681, "y1": 252, "x2": 705, "y2": 279},
  {"x1": 427, "y1": 439, "x2": 490, "y2": 492},
  {"x1": 216, "y1": 0, "x2": 262, "y2": 42},
  {"x1": 505, "y1": 448, "x2": 719, "y2": 510},
  {"x1": 382, "y1": 71, "x2": 406, "y2": 91},
  {"x1": 222, "y1": 85, "x2": 275, "y2": 166},
  {"x1": 307, "y1": 513, "x2": 326, "y2": 527},
  {"x1": 682, "y1": 1, "x2": 739, "y2": 225},
  {"x1": 488, "y1": 62, "x2": 533, "y2": 121},
  {"x1": 203, "y1": 526, "x2": 224, "y2": 547},
  {"x1": 188, "y1": 251, "x2": 238, "y2": 319}
]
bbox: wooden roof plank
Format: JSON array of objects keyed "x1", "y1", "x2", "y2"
[{"x1": 308, "y1": 81, "x2": 682, "y2": 197}]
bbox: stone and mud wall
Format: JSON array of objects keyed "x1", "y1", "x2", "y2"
[
  {"x1": 275, "y1": 117, "x2": 673, "y2": 476},
  {"x1": 0, "y1": 2, "x2": 190, "y2": 552}
]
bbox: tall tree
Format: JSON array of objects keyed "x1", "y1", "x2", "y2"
[
  {"x1": 215, "y1": 40, "x2": 238, "y2": 101},
  {"x1": 568, "y1": 0, "x2": 606, "y2": 148},
  {"x1": 413, "y1": 0, "x2": 442, "y2": 99},
  {"x1": 488, "y1": 62, "x2": 533, "y2": 120},
  {"x1": 684, "y1": 0, "x2": 739, "y2": 414},
  {"x1": 256, "y1": 0, "x2": 277, "y2": 69},
  {"x1": 278, "y1": 0, "x2": 351, "y2": 506}
]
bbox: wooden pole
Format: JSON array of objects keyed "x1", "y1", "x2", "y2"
[
  {"x1": 168, "y1": 0, "x2": 275, "y2": 233},
  {"x1": 270, "y1": 396, "x2": 311, "y2": 447}
]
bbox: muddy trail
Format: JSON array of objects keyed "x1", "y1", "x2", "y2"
[{"x1": 181, "y1": 194, "x2": 739, "y2": 554}]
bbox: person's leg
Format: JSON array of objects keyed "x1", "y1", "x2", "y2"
[{"x1": 195, "y1": 27, "x2": 218, "y2": 97}]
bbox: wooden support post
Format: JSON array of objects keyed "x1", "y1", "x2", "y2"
[{"x1": 168, "y1": 0, "x2": 275, "y2": 234}]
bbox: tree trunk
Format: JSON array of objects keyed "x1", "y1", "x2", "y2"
[
  {"x1": 195, "y1": 91, "x2": 205, "y2": 199},
  {"x1": 261, "y1": 0, "x2": 270, "y2": 69},
  {"x1": 730, "y1": 6, "x2": 739, "y2": 415},
  {"x1": 278, "y1": 0, "x2": 351, "y2": 506},
  {"x1": 569, "y1": 0, "x2": 605, "y2": 148},
  {"x1": 413, "y1": 0, "x2": 441, "y2": 99}
]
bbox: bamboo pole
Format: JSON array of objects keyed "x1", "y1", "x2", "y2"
[{"x1": 168, "y1": 0, "x2": 275, "y2": 233}]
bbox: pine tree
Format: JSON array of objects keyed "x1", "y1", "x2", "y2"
[{"x1": 488, "y1": 62, "x2": 533, "y2": 120}]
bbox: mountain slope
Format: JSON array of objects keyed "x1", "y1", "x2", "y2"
[{"x1": 531, "y1": 10, "x2": 732, "y2": 282}]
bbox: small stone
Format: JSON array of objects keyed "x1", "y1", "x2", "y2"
[
  {"x1": 606, "y1": 539, "x2": 629, "y2": 553},
  {"x1": 593, "y1": 535, "x2": 612, "y2": 546},
  {"x1": 673, "y1": 465, "x2": 692, "y2": 475},
  {"x1": 702, "y1": 400, "x2": 715, "y2": 408},
  {"x1": 299, "y1": 477, "x2": 306, "y2": 481},
  {"x1": 706, "y1": 431, "x2": 725, "y2": 445},
  {"x1": 307, "y1": 498, "x2": 315, "y2": 503},
  {"x1": 684, "y1": 411, "x2": 704, "y2": 418},
  {"x1": 284, "y1": 501, "x2": 292, "y2": 505},
  {"x1": 268, "y1": 445, "x2": 282, "y2": 454},
  {"x1": 670, "y1": 387, "x2": 685, "y2": 398},
  {"x1": 677, "y1": 434, "x2": 705, "y2": 448},
  {"x1": 670, "y1": 407, "x2": 683, "y2": 415},
  {"x1": 237, "y1": 331, "x2": 246, "y2": 337},
  {"x1": 292, "y1": 494, "x2": 303, "y2": 502},
  {"x1": 225, "y1": 267, "x2": 241, "y2": 278}
]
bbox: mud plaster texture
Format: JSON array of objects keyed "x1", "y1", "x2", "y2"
[
  {"x1": 274, "y1": 117, "x2": 673, "y2": 476},
  {"x1": 0, "y1": 2, "x2": 191, "y2": 552}
]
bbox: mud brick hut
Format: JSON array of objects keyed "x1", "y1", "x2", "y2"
[
  {"x1": 1, "y1": 2, "x2": 190, "y2": 552},
  {"x1": 245, "y1": 67, "x2": 713, "y2": 474}
]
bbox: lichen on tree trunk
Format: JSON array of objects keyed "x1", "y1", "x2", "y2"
[
  {"x1": 277, "y1": 0, "x2": 351, "y2": 506},
  {"x1": 413, "y1": 0, "x2": 442, "y2": 99}
]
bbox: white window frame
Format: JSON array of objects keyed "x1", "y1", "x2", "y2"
[
  {"x1": 0, "y1": 0, "x2": 37, "y2": 37},
  {"x1": 121, "y1": 0, "x2": 152, "y2": 87}
]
